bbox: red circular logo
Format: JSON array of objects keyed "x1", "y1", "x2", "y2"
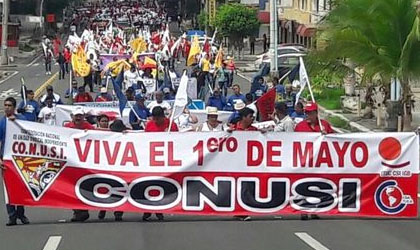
[{"x1": 378, "y1": 137, "x2": 401, "y2": 161}]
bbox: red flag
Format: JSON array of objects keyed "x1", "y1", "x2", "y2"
[
  {"x1": 203, "y1": 39, "x2": 210, "y2": 55},
  {"x1": 256, "y1": 88, "x2": 276, "y2": 121}
]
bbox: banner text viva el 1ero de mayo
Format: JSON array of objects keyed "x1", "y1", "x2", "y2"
[{"x1": 3, "y1": 120, "x2": 419, "y2": 217}]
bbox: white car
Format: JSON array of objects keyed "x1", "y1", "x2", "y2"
[{"x1": 254, "y1": 46, "x2": 307, "y2": 69}]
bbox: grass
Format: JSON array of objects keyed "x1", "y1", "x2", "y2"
[
  {"x1": 327, "y1": 115, "x2": 350, "y2": 129},
  {"x1": 314, "y1": 87, "x2": 344, "y2": 110}
]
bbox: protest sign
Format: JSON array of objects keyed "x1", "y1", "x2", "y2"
[{"x1": 3, "y1": 120, "x2": 418, "y2": 217}]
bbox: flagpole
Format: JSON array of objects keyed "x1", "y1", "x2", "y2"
[
  {"x1": 69, "y1": 69, "x2": 73, "y2": 105},
  {"x1": 20, "y1": 77, "x2": 27, "y2": 106},
  {"x1": 298, "y1": 57, "x2": 324, "y2": 133}
]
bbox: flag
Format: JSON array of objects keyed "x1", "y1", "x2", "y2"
[
  {"x1": 295, "y1": 57, "x2": 310, "y2": 104},
  {"x1": 256, "y1": 88, "x2": 276, "y2": 121},
  {"x1": 203, "y1": 38, "x2": 210, "y2": 55},
  {"x1": 170, "y1": 36, "x2": 182, "y2": 57},
  {"x1": 215, "y1": 45, "x2": 224, "y2": 69},
  {"x1": 187, "y1": 35, "x2": 201, "y2": 66},
  {"x1": 171, "y1": 71, "x2": 189, "y2": 119},
  {"x1": 130, "y1": 37, "x2": 147, "y2": 53},
  {"x1": 104, "y1": 59, "x2": 131, "y2": 76},
  {"x1": 288, "y1": 64, "x2": 300, "y2": 83},
  {"x1": 111, "y1": 70, "x2": 127, "y2": 116},
  {"x1": 71, "y1": 46, "x2": 91, "y2": 77}
]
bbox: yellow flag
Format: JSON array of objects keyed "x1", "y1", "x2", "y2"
[
  {"x1": 215, "y1": 45, "x2": 224, "y2": 69},
  {"x1": 71, "y1": 46, "x2": 91, "y2": 77},
  {"x1": 130, "y1": 37, "x2": 147, "y2": 54},
  {"x1": 187, "y1": 35, "x2": 201, "y2": 66},
  {"x1": 144, "y1": 56, "x2": 157, "y2": 67},
  {"x1": 105, "y1": 59, "x2": 131, "y2": 76}
]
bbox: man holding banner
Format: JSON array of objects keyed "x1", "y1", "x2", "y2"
[{"x1": 0, "y1": 97, "x2": 29, "y2": 226}]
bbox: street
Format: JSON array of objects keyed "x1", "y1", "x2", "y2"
[{"x1": 0, "y1": 57, "x2": 420, "y2": 250}]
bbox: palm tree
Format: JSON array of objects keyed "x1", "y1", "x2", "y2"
[{"x1": 315, "y1": 0, "x2": 420, "y2": 131}]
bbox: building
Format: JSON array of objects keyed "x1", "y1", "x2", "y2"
[{"x1": 280, "y1": 0, "x2": 331, "y2": 48}]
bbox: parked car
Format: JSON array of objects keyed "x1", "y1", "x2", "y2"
[{"x1": 254, "y1": 45, "x2": 307, "y2": 69}]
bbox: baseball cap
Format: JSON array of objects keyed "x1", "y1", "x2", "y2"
[
  {"x1": 100, "y1": 87, "x2": 107, "y2": 93},
  {"x1": 46, "y1": 85, "x2": 53, "y2": 91},
  {"x1": 304, "y1": 102, "x2": 318, "y2": 112},
  {"x1": 72, "y1": 107, "x2": 85, "y2": 116}
]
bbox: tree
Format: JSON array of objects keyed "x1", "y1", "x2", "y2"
[
  {"x1": 214, "y1": 3, "x2": 259, "y2": 56},
  {"x1": 313, "y1": 0, "x2": 420, "y2": 131}
]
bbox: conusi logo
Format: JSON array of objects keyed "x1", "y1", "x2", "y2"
[
  {"x1": 12, "y1": 156, "x2": 66, "y2": 201},
  {"x1": 378, "y1": 137, "x2": 410, "y2": 168}
]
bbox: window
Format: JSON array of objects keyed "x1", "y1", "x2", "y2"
[{"x1": 300, "y1": 0, "x2": 306, "y2": 10}]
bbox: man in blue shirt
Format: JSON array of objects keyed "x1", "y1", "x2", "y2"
[
  {"x1": 129, "y1": 94, "x2": 151, "y2": 130},
  {"x1": 17, "y1": 90, "x2": 40, "y2": 122},
  {"x1": 0, "y1": 97, "x2": 29, "y2": 226},
  {"x1": 226, "y1": 84, "x2": 246, "y2": 111},
  {"x1": 207, "y1": 87, "x2": 227, "y2": 110}
]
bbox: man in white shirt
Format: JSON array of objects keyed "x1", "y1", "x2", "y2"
[
  {"x1": 271, "y1": 102, "x2": 294, "y2": 132},
  {"x1": 147, "y1": 91, "x2": 172, "y2": 115},
  {"x1": 38, "y1": 96, "x2": 56, "y2": 126},
  {"x1": 124, "y1": 65, "x2": 141, "y2": 90},
  {"x1": 40, "y1": 86, "x2": 63, "y2": 107}
]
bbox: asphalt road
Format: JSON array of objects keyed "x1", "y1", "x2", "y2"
[{"x1": 0, "y1": 40, "x2": 420, "y2": 250}]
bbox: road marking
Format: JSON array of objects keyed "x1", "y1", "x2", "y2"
[
  {"x1": 0, "y1": 88, "x2": 20, "y2": 100},
  {"x1": 33, "y1": 63, "x2": 40, "y2": 67},
  {"x1": 34, "y1": 72, "x2": 58, "y2": 99},
  {"x1": 236, "y1": 72, "x2": 252, "y2": 82},
  {"x1": 295, "y1": 232, "x2": 330, "y2": 250},
  {"x1": 26, "y1": 54, "x2": 42, "y2": 67},
  {"x1": 0, "y1": 71, "x2": 18, "y2": 85},
  {"x1": 42, "y1": 236, "x2": 62, "y2": 250}
]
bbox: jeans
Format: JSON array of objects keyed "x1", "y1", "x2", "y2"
[
  {"x1": 59, "y1": 64, "x2": 65, "y2": 79},
  {"x1": 45, "y1": 62, "x2": 51, "y2": 73}
]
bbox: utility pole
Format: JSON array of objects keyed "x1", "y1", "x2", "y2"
[
  {"x1": 1, "y1": 0, "x2": 9, "y2": 65},
  {"x1": 40, "y1": 0, "x2": 45, "y2": 35},
  {"x1": 269, "y1": 0, "x2": 278, "y2": 77}
]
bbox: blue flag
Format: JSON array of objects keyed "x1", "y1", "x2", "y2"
[{"x1": 111, "y1": 70, "x2": 127, "y2": 116}]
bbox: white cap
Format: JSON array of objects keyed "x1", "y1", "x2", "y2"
[
  {"x1": 100, "y1": 87, "x2": 107, "y2": 93},
  {"x1": 234, "y1": 100, "x2": 246, "y2": 111},
  {"x1": 72, "y1": 107, "x2": 85, "y2": 116}
]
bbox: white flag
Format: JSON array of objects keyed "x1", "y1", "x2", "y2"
[
  {"x1": 295, "y1": 57, "x2": 310, "y2": 104},
  {"x1": 171, "y1": 71, "x2": 189, "y2": 119}
]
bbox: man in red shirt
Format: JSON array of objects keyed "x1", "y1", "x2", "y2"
[
  {"x1": 74, "y1": 86, "x2": 93, "y2": 103},
  {"x1": 64, "y1": 108, "x2": 95, "y2": 130},
  {"x1": 295, "y1": 102, "x2": 333, "y2": 220},
  {"x1": 295, "y1": 102, "x2": 334, "y2": 134},
  {"x1": 143, "y1": 106, "x2": 177, "y2": 221},
  {"x1": 145, "y1": 106, "x2": 178, "y2": 132},
  {"x1": 230, "y1": 107, "x2": 257, "y2": 221},
  {"x1": 64, "y1": 107, "x2": 95, "y2": 222},
  {"x1": 230, "y1": 107, "x2": 258, "y2": 131}
]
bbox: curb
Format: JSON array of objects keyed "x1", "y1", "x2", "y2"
[
  {"x1": 318, "y1": 105, "x2": 371, "y2": 132},
  {"x1": 34, "y1": 72, "x2": 59, "y2": 99}
]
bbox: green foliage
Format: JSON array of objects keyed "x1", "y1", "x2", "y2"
[
  {"x1": 327, "y1": 116, "x2": 350, "y2": 129},
  {"x1": 316, "y1": 0, "x2": 420, "y2": 83},
  {"x1": 313, "y1": 87, "x2": 344, "y2": 110},
  {"x1": 214, "y1": 4, "x2": 259, "y2": 48}
]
